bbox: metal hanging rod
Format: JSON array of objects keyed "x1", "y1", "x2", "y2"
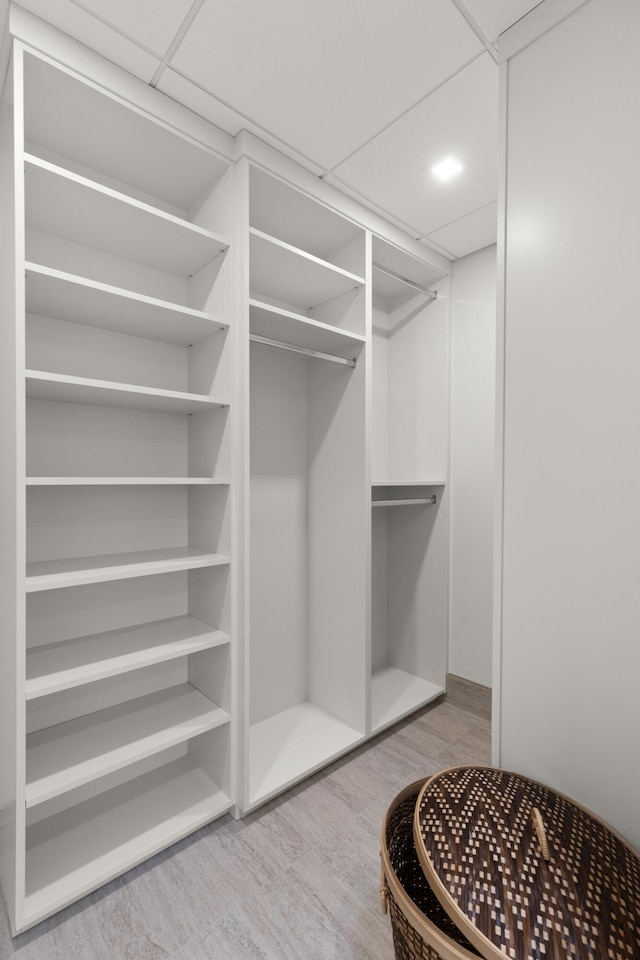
[
  {"x1": 372, "y1": 262, "x2": 437, "y2": 300},
  {"x1": 372, "y1": 495, "x2": 437, "y2": 507},
  {"x1": 249, "y1": 334, "x2": 357, "y2": 368}
]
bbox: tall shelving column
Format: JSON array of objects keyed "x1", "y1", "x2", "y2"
[
  {"x1": 238, "y1": 164, "x2": 369, "y2": 813},
  {"x1": 369, "y1": 236, "x2": 450, "y2": 734},
  {"x1": 0, "y1": 42, "x2": 237, "y2": 935}
]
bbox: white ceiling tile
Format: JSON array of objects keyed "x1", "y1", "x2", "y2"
[
  {"x1": 74, "y1": 0, "x2": 195, "y2": 56},
  {"x1": 157, "y1": 69, "x2": 326, "y2": 175},
  {"x1": 425, "y1": 201, "x2": 497, "y2": 258},
  {"x1": 331, "y1": 54, "x2": 498, "y2": 237},
  {"x1": 14, "y1": 0, "x2": 160, "y2": 82},
  {"x1": 170, "y1": 0, "x2": 483, "y2": 170},
  {"x1": 457, "y1": 0, "x2": 544, "y2": 41}
]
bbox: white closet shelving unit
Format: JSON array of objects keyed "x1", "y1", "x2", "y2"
[
  {"x1": 1, "y1": 22, "x2": 456, "y2": 932},
  {"x1": 240, "y1": 165, "x2": 368, "y2": 811},
  {"x1": 370, "y1": 237, "x2": 449, "y2": 734},
  {"x1": 0, "y1": 44, "x2": 236, "y2": 934}
]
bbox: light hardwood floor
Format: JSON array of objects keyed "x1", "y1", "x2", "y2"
[{"x1": 0, "y1": 693, "x2": 490, "y2": 960}]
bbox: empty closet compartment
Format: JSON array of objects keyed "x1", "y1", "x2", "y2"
[
  {"x1": 371, "y1": 487, "x2": 447, "y2": 732},
  {"x1": 25, "y1": 484, "x2": 229, "y2": 592},
  {"x1": 249, "y1": 166, "x2": 366, "y2": 352},
  {"x1": 22, "y1": 567, "x2": 232, "y2": 927},
  {"x1": 246, "y1": 341, "x2": 367, "y2": 810},
  {"x1": 24, "y1": 301, "x2": 230, "y2": 482},
  {"x1": 22, "y1": 49, "x2": 232, "y2": 314},
  {"x1": 370, "y1": 238, "x2": 449, "y2": 732},
  {"x1": 26, "y1": 400, "x2": 229, "y2": 482},
  {"x1": 23, "y1": 723, "x2": 231, "y2": 929},
  {"x1": 26, "y1": 305, "x2": 229, "y2": 396},
  {"x1": 371, "y1": 237, "x2": 448, "y2": 484},
  {"x1": 25, "y1": 566, "x2": 231, "y2": 699}
]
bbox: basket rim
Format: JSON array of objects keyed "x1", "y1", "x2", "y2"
[
  {"x1": 380, "y1": 777, "x2": 480, "y2": 960},
  {"x1": 413, "y1": 764, "x2": 640, "y2": 960}
]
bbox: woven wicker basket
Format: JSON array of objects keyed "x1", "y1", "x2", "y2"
[
  {"x1": 381, "y1": 766, "x2": 640, "y2": 960},
  {"x1": 380, "y1": 779, "x2": 480, "y2": 960}
]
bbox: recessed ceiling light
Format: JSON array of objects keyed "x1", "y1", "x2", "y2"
[{"x1": 430, "y1": 155, "x2": 463, "y2": 182}]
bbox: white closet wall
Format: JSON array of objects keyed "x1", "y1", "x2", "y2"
[
  {"x1": 449, "y1": 245, "x2": 496, "y2": 688},
  {"x1": 496, "y1": 0, "x2": 640, "y2": 849}
]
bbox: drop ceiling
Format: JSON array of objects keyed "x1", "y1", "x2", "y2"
[{"x1": 8, "y1": 0, "x2": 551, "y2": 260}]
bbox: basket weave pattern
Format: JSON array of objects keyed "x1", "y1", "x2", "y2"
[
  {"x1": 384, "y1": 789, "x2": 481, "y2": 960},
  {"x1": 416, "y1": 767, "x2": 640, "y2": 960}
]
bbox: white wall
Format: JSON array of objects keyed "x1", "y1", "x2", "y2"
[
  {"x1": 449, "y1": 245, "x2": 496, "y2": 687},
  {"x1": 497, "y1": 0, "x2": 640, "y2": 849}
]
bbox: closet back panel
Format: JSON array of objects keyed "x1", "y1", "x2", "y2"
[
  {"x1": 25, "y1": 229, "x2": 188, "y2": 305},
  {"x1": 371, "y1": 309, "x2": 389, "y2": 480},
  {"x1": 26, "y1": 402, "x2": 229, "y2": 478},
  {"x1": 26, "y1": 573, "x2": 189, "y2": 648},
  {"x1": 26, "y1": 661, "x2": 185, "y2": 735},
  {"x1": 25, "y1": 743, "x2": 188, "y2": 828},
  {"x1": 26, "y1": 314, "x2": 191, "y2": 393},
  {"x1": 371, "y1": 509, "x2": 389, "y2": 673},
  {"x1": 387, "y1": 499, "x2": 448, "y2": 682},
  {"x1": 26, "y1": 486, "x2": 229, "y2": 562},
  {"x1": 250, "y1": 345, "x2": 309, "y2": 724},
  {"x1": 387, "y1": 281, "x2": 449, "y2": 481},
  {"x1": 307, "y1": 354, "x2": 367, "y2": 732},
  {"x1": 26, "y1": 487, "x2": 188, "y2": 562}
]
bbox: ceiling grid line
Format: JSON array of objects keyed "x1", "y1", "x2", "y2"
[
  {"x1": 149, "y1": 0, "x2": 205, "y2": 88},
  {"x1": 325, "y1": 170, "x2": 451, "y2": 254},
  {"x1": 163, "y1": 63, "x2": 330, "y2": 172},
  {"x1": 321, "y1": 48, "x2": 487, "y2": 177},
  {"x1": 426, "y1": 197, "x2": 497, "y2": 237},
  {"x1": 448, "y1": 0, "x2": 500, "y2": 62},
  {"x1": 68, "y1": 0, "x2": 162, "y2": 56}
]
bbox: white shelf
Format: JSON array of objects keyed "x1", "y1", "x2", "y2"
[
  {"x1": 25, "y1": 154, "x2": 227, "y2": 276},
  {"x1": 249, "y1": 702, "x2": 363, "y2": 808},
  {"x1": 250, "y1": 167, "x2": 364, "y2": 266},
  {"x1": 26, "y1": 683, "x2": 228, "y2": 807},
  {"x1": 25, "y1": 263, "x2": 227, "y2": 346},
  {"x1": 26, "y1": 477, "x2": 230, "y2": 485},
  {"x1": 372, "y1": 480, "x2": 446, "y2": 487},
  {"x1": 371, "y1": 667, "x2": 443, "y2": 734},
  {"x1": 249, "y1": 299, "x2": 365, "y2": 359},
  {"x1": 26, "y1": 547, "x2": 230, "y2": 592},
  {"x1": 24, "y1": 51, "x2": 229, "y2": 213},
  {"x1": 24, "y1": 756, "x2": 231, "y2": 928},
  {"x1": 26, "y1": 616, "x2": 229, "y2": 700},
  {"x1": 250, "y1": 228, "x2": 364, "y2": 311},
  {"x1": 25, "y1": 369, "x2": 226, "y2": 414}
]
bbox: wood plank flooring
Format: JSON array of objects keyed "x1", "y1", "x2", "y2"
[{"x1": 0, "y1": 694, "x2": 490, "y2": 960}]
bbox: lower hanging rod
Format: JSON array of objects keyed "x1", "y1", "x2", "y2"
[{"x1": 249, "y1": 334, "x2": 357, "y2": 368}]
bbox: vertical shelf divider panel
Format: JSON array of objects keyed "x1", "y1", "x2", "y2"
[
  {"x1": 0, "y1": 44, "x2": 27, "y2": 933},
  {"x1": 0, "y1": 40, "x2": 237, "y2": 935},
  {"x1": 369, "y1": 237, "x2": 450, "y2": 735}
]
